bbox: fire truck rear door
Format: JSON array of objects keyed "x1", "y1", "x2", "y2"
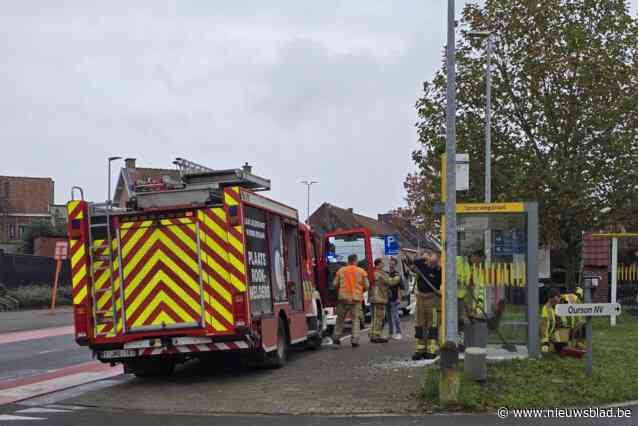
[{"x1": 118, "y1": 218, "x2": 206, "y2": 333}]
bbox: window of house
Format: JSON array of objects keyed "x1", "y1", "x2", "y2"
[
  {"x1": 18, "y1": 225, "x2": 27, "y2": 239},
  {"x1": 8, "y1": 224, "x2": 15, "y2": 240}
]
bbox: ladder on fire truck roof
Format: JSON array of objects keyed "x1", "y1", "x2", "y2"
[
  {"x1": 173, "y1": 157, "x2": 214, "y2": 176},
  {"x1": 86, "y1": 206, "x2": 119, "y2": 336}
]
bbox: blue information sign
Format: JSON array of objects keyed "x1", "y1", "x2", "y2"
[{"x1": 384, "y1": 235, "x2": 400, "y2": 255}]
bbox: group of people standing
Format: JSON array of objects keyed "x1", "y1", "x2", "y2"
[
  {"x1": 331, "y1": 254, "x2": 403, "y2": 347},
  {"x1": 330, "y1": 246, "x2": 587, "y2": 359}
]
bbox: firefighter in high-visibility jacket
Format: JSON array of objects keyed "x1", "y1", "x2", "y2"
[
  {"x1": 466, "y1": 251, "x2": 487, "y2": 322},
  {"x1": 456, "y1": 255, "x2": 471, "y2": 349},
  {"x1": 559, "y1": 287, "x2": 585, "y2": 349},
  {"x1": 333, "y1": 254, "x2": 369, "y2": 347},
  {"x1": 540, "y1": 288, "x2": 563, "y2": 353}
]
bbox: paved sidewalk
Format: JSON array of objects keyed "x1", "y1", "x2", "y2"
[{"x1": 0, "y1": 307, "x2": 73, "y2": 334}]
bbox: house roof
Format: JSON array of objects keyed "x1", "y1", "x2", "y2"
[
  {"x1": 328, "y1": 204, "x2": 397, "y2": 236},
  {"x1": 0, "y1": 176, "x2": 53, "y2": 214},
  {"x1": 309, "y1": 203, "x2": 439, "y2": 252}
]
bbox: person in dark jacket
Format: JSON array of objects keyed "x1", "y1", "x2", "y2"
[
  {"x1": 385, "y1": 257, "x2": 403, "y2": 340},
  {"x1": 411, "y1": 250, "x2": 442, "y2": 360}
]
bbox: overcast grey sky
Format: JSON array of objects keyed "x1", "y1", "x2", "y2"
[{"x1": 2, "y1": 1, "x2": 637, "y2": 218}]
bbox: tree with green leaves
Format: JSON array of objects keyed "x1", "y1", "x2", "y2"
[{"x1": 406, "y1": 0, "x2": 638, "y2": 284}]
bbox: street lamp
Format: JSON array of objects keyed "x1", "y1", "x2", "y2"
[
  {"x1": 107, "y1": 156, "x2": 122, "y2": 209},
  {"x1": 467, "y1": 30, "x2": 493, "y2": 204},
  {"x1": 300, "y1": 180, "x2": 318, "y2": 224}
]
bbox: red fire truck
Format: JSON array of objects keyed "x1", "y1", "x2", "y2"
[{"x1": 67, "y1": 159, "x2": 326, "y2": 376}]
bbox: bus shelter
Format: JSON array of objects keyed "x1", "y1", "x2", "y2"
[{"x1": 439, "y1": 202, "x2": 540, "y2": 358}]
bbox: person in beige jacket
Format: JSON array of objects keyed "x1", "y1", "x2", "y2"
[{"x1": 369, "y1": 258, "x2": 400, "y2": 343}]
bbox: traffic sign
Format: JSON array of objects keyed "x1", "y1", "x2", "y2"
[
  {"x1": 556, "y1": 303, "x2": 621, "y2": 317},
  {"x1": 384, "y1": 235, "x2": 400, "y2": 256},
  {"x1": 54, "y1": 241, "x2": 68, "y2": 260}
]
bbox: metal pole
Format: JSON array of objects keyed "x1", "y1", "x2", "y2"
[
  {"x1": 611, "y1": 237, "x2": 618, "y2": 326},
  {"x1": 585, "y1": 280, "x2": 593, "y2": 376},
  {"x1": 444, "y1": 0, "x2": 458, "y2": 346},
  {"x1": 307, "y1": 184, "x2": 311, "y2": 223},
  {"x1": 440, "y1": 0, "x2": 459, "y2": 406},
  {"x1": 108, "y1": 159, "x2": 112, "y2": 208},
  {"x1": 300, "y1": 181, "x2": 317, "y2": 224},
  {"x1": 485, "y1": 37, "x2": 492, "y2": 204}
]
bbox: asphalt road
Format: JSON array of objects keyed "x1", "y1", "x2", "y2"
[
  {"x1": 0, "y1": 334, "x2": 91, "y2": 382},
  {"x1": 0, "y1": 313, "x2": 636, "y2": 425},
  {"x1": 0, "y1": 308, "x2": 74, "y2": 334},
  {"x1": 0, "y1": 402, "x2": 636, "y2": 426}
]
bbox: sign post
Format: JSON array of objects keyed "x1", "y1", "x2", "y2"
[
  {"x1": 611, "y1": 237, "x2": 618, "y2": 326},
  {"x1": 50, "y1": 241, "x2": 68, "y2": 314},
  {"x1": 585, "y1": 279, "x2": 594, "y2": 377}
]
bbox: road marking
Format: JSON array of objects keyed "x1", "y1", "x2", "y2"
[
  {"x1": 36, "y1": 349, "x2": 66, "y2": 355},
  {"x1": 0, "y1": 326, "x2": 74, "y2": 346},
  {"x1": 0, "y1": 414, "x2": 45, "y2": 421},
  {"x1": 0, "y1": 362, "x2": 122, "y2": 405},
  {"x1": 17, "y1": 378, "x2": 129, "y2": 407},
  {"x1": 15, "y1": 407, "x2": 71, "y2": 413},
  {"x1": 42, "y1": 405, "x2": 87, "y2": 410}
]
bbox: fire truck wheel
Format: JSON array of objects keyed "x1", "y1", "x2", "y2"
[{"x1": 263, "y1": 318, "x2": 288, "y2": 368}]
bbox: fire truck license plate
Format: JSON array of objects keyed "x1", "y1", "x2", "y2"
[{"x1": 100, "y1": 349, "x2": 137, "y2": 359}]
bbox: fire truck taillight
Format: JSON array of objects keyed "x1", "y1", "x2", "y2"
[
  {"x1": 69, "y1": 219, "x2": 82, "y2": 238},
  {"x1": 233, "y1": 294, "x2": 247, "y2": 327},
  {"x1": 228, "y1": 205, "x2": 240, "y2": 227}
]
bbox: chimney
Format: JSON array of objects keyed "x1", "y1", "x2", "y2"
[
  {"x1": 347, "y1": 208, "x2": 353, "y2": 214},
  {"x1": 377, "y1": 213, "x2": 392, "y2": 224},
  {"x1": 125, "y1": 158, "x2": 136, "y2": 169},
  {"x1": 242, "y1": 162, "x2": 252, "y2": 173}
]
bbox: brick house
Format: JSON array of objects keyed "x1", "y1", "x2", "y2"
[
  {"x1": 0, "y1": 176, "x2": 55, "y2": 253},
  {"x1": 582, "y1": 232, "x2": 612, "y2": 303},
  {"x1": 308, "y1": 203, "x2": 439, "y2": 252},
  {"x1": 112, "y1": 158, "x2": 181, "y2": 208},
  {"x1": 582, "y1": 231, "x2": 638, "y2": 303}
]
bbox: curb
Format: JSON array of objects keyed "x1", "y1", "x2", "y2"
[{"x1": 602, "y1": 400, "x2": 638, "y2": 409}]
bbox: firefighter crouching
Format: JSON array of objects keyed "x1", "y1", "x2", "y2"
[
  {"x1": 540, "y1": 288, "x2": 569, "y2": 353},
  {"x1": 411, "y1": 250, "x2": 442, "y2": 360},
  {"x1": 369, "y1": 258, "x2": 400, "y2": 343},
  {"x1": 559, "y1": 287, "x2": 585, "y2": 349},
  {"x1": 333, "y1": 254, "x2": 369, "y2": 348}
]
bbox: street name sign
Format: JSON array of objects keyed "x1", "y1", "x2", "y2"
[{"x1": 556, "y1": 303, "x2": 621, "y2": 317}]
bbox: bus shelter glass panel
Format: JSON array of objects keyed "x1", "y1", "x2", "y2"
[{"x1": 457, "y1": 213, "x2": 528, "y2": 345}]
